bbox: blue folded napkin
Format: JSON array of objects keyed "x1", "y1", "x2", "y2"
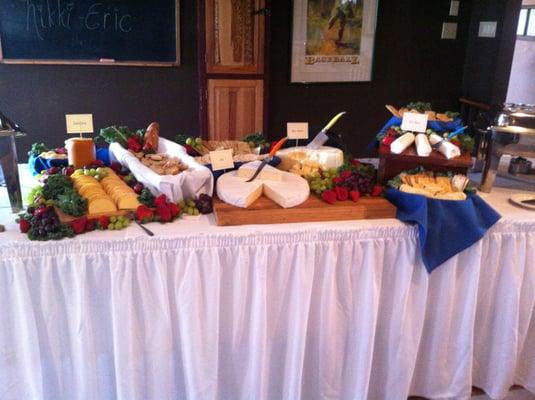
[
  {"x1": 28, "y1": 147, "x2": 110, "y2": 175},
  {"x1": 384, "y1": 188, "x2": 501, "y2": 273}
]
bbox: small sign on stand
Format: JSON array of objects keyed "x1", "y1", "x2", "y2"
[
  {"x1": 209, "y1": 149, "x2": 235, "y2": 172},
  {"x1": 401, "y1": 112, "x2": 428, "y2": 133},
  {"x1": 287, "y1": 122, "x2": 309, "y2": 147},
  {"x1": 65, "y1": 114, "x2": 94, "y2": 137}
]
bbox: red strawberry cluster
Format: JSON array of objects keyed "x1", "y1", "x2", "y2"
[
  {"x1": 381, "y1": 128, "x2": 399, "y2": 147},
  {"x1": 136, "y1": 194, "x2": 180, "y2": 224},
  {"x1": 127, "y1": 136, "x2": 142, "y2": 152}
]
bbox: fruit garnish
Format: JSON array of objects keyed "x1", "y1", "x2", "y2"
[
  {"x1": 321, "y1": 190, "x2": 337, "y2": 205},
  {"x1": 350, "y1": 190, "x2": 361, "y2": 202},
  {"x1": 335, "y1": 186, "x2": 349, "y2": 201},
  {"x1": 371, "y1": 185, "x2": 383, "y2": 197}
]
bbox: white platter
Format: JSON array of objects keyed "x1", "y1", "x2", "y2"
[{"x1": 510, "y1": 193, "x2": 535, "y2": 210}]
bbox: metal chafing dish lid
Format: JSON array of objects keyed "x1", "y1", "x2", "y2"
[{"x1": 493, "y1": 103, "x2": 535, "y2": 134}]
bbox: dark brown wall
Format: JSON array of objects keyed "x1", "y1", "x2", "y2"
[
  {"x1": 462, "y1": 0, "x2": 521, "y2": 106},
  {"x1": 268, "y1": 0, "x2": 472, "y2": 157},
  {"x1": 0, "y1": 0, "x2": 198, "y2": 161}
]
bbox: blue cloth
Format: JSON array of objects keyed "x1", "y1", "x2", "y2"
[
  {"x1": 28, "y1": 147, "x2": 110, "y2": 175},
  {"x1": 384, "y1": 188, "x2": 501, "y2": 273}
]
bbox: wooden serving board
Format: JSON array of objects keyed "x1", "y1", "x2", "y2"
[
  {"x1": 55, "y1": 207, "x2": 133, "y2": 223},
  {"x1": 213, "y1": 195, "x2": 396, "y2": 226},
  {"x1": 378, "y1": 144, "x2": 473, "y2": 182}
]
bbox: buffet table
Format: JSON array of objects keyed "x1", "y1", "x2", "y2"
[{"x1": 1, "y1": 167, "x2": 535, "y2": 400}]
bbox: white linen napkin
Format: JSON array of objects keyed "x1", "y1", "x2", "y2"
[
  {"x1": 390, "y1": 132, "x2": 415, "y2": 154},
  {"x1": 428, "y1": 133, "x2": 461, "y2": 159},
  {"x1": 415, "y1": 134, "x2": 432, "y2": 157}
]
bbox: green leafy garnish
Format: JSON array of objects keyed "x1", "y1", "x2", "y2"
[
  {"x1": 57, "y1": 190, "x2": 87, "y2": 217},
  {"x1": 99, "y1": 126, "x2": 133, "y2": 147},
  {"x1": 138, "y1": 188, "x2": 155, "y2": 208},
  {"x1": 28, "y1": 143, "x2": 48, "y2": 157},
  {"x1": 406, "y1": 102, "x2": 432, "y2": 113},
  {"x1": 42, "y1": 175, "x2": 73, "y2": 200}
]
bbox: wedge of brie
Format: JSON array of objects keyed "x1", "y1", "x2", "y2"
[{"x1": 217, "y1": 162, "x2": 310, "y2": 208}]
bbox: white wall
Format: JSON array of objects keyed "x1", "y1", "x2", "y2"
[{"x1": 506, "y1": 1, "x2": 535, "y2": 104}]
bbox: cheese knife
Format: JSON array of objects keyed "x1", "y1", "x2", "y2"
[
  {"x1": 306, "y1": 111, "x2": 347, "y2": 149},
  {"x1": 245, "y1": 137, "x2": 287, "y2": 182},
  {"x1": 521, "y1": 198, "x2": 535, "y2": 206}
]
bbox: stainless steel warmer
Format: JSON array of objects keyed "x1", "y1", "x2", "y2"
[
  {"x1": 0, "y1": 113, "x2": 25, "y2": 213},
  {"x1": 480, "y1": 104, "x2": 535, "y2": 192}
]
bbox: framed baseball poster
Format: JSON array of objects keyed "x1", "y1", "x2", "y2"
[{"x1": 291, "y1": 0, "x2": 378, "y2": 83}]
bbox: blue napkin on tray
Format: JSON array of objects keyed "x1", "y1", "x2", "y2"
[
  {"x1": 28, "y1": 147, "x2": 110, "y2": 175},
  {"x1": 385, "y1": 188, "x2": 501, "y2": 273}
]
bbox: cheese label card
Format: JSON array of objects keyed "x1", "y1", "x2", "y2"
[
  {"x1": 401, "y1": 112, "x2": 428, "y2": 133},
  {"x1": 66, "y1": 114, "x2": 94, "y2": 134},
  {"x1": 287, "y1": 122, "x2": 309, "y2": 140},
  {"x1": 210, "y1": 149, "x2": 235, "y2": 171}
]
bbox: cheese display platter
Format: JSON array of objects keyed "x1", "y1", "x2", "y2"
[{"x1": 213, "y1": 195, "x2": 395, "y2": 226}]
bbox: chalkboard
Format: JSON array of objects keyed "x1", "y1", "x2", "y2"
[{"x1": 0, "y1": 0, "x2": 180, "y2": 66}]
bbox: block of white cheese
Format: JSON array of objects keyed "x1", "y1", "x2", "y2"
[
  {"x1": 275, "y1": 146, "x2": 344, "y2": 176},
  {"x1": 236, "y1": 160, "x2": 282, "y2": 181},
  {"x1": 217, "y1": 162, "x2": 310, "y2": 208}
]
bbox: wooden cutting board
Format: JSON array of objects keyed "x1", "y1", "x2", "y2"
[{"x1": 213, "y1": 195, "x2": 396, "y2": 226}]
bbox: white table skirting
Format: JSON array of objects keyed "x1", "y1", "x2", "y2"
[
  {"x1": 1, "y1": 173, "x2": 535, "y2": 399},
  {"x1": 1, "y1": 223, "x2": 534, "y2": 400}
]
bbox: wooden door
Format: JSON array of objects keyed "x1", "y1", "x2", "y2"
[
  {"x1": 199, "y1": 0, "x2": 269, "y2": 140},
  {"x1": 208, "y1": 79, "x2": 263, "y2": 140},
  {"x1": 205, "y1": 0, "x2": 265, "y2": 74}
]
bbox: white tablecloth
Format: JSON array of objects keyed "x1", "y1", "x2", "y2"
[{"x1": 1, "y1": 167, "x2": 535, "y2": 400}]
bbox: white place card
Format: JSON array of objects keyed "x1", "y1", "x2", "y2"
[
  {"x1": 401, "y1": 112, "x2": 428, "y2": 133},
  {"x1": 287, "y1": 122, "x2": 309, "y2": 140},
  {"x1": 65, "y1": 114, "x2": 94, "y2": 134},
  {"x1": 209, "y1": 149, "x2": 235, "y2": 171}
]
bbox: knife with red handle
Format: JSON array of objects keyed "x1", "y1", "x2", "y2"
[{"x1": 245, "y1": 137, "x2": 287, "y2": 182}]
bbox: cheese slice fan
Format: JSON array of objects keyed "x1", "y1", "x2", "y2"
[{"x1": 307, "y1": 111, "x2": 346, "y2": 149}]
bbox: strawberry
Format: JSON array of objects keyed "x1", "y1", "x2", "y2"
[
  {"x1": 340, "y1": 170, "x2": 352, "y2": 179},
  {"x1": 70, "y1": 217, "x2": 88, "y2": 235},
  {"x1": 382, "y1": 135, "x2": 395, "y2": 146},
  {"x1": 350, "y1": 190, "x2": 361, "y2": 202},
  {"x1": 19, "y1": 219, "x2": 31, "y2": 233},
  {"x1": 350, "y1": 159, "x2": 361, "y2": 167},
  {"x1": 154, "y1": 194, "x2": 168, "y2": 208},
  {"x1": 335, "y1": 186, "x2": 349, "y2": 201},
  {"x1": 168, "y1": 203, "x2": 180, "y2": 218},
  {"x1": 371, "y1": 185, "x2": 383, "y2": 197},
  {"x1": 333, "y1": 177, "x2": 344, "y2": 185},
  {"x1": 63, "y1": 166, "x2": 75, "y2": 176},
  {"x1": 156, "y1": 204, "x2": 172, "y2": 222},
  {"x1": 85, "y1": 219, "x2": 96, "y2": 232},
  {"x1": 98, "y1": 215, "x2": 110, "y2": 230},
  {"x1": 321, "y1": 190, "x2": 337, "y2": 205},
  {"x1": 136, "y1": 205, "x2": 154, "y2": 224},
  {"x1": 450, "y1": 139, "x2": 461, "y2": 148},
  {"x1": 127, "y1": 136, "x2": 142, "y2": 152}
]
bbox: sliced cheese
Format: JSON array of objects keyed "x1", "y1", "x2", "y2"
[
  {"x1": 88, "y1": 198, "x2": 117, "y2": 214},
  {"x1": 217, "y1": 162, "x2": 310, "y2": 209},
  {"x1": 276, "y1": 146, "x2": 344, "y2": 176},
  {"x1": 117, "y1": 196, "x2": 141, "y2": 210},
  {"x1": 236, "y1": 161, "x2": 282, "y2": 181}
]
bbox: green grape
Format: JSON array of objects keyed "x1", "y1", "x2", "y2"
[
  {"x1": 108, "y1": 223, "x2": 115, "y2": 230},
  {"x1": 193, "y1": 208, "x2": 200, "y2": 216},
  {"x1": 110, "y1": 216, "x2": 117, "y2": 223},
  {"x1": 178, "y1": 200, "x2": 186, "y2": 208}
]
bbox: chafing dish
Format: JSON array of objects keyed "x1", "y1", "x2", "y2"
[
  {"x1": 480, "y1": 104, "x2": 535, "y2": 192},
  {"x1": 0, "y1": 112, "x2": 25, "y2": 213}
]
